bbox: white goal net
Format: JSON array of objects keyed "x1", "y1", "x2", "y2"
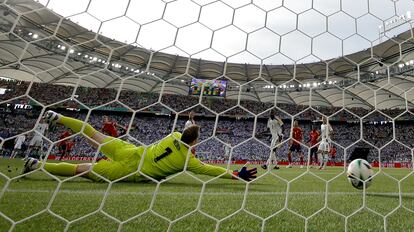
[{"x1": 0, "y1": 0, "x2": 413, "y2": 231}]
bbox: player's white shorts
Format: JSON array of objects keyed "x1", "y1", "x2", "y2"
[
  {"x1": 14, "y1": 142, "x2": 23, "y2": 150},
  {"x1": 29, "y1": 136, "x2": 43, "y2": 147},
  {"x1": 318, "y1": 141, "x2": 330, "y2": 152}
]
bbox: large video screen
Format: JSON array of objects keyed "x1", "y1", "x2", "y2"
[{"x1": 189, "y1": 79, "x2": 227, "y2": 97}]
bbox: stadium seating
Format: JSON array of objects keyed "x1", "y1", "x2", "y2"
[{"x1": 1, "y1": 80, "x2": 412, "y2": 163}]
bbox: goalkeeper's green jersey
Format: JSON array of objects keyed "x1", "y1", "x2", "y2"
[
  {"x1": 139, "y1": 132, "x2": 233, "y2": 180},
  {"x1": 94, "y1": 132, "x2": 234, "y2": 182}
]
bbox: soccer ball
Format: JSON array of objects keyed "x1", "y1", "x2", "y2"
[{"x1": 347, "y1": 159, "x2": 374, "y2": 189}]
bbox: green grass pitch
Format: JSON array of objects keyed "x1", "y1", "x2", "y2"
[{"x1": 0, "y1": 158, "x2": 413, "y2": 232}]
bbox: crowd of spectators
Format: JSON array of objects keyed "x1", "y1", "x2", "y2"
[
  {"x1": 1, "y1": 79, "x2": 408, "y2": 118},
  {"x1": 0, "y1": 79, "x2": 412, "y2": 164},
  {"x1": 0, "y1": 107, "x2": 412, "y2": 164}
]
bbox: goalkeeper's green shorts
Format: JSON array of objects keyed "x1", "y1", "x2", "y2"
[{"x1": 90, "y1": 137, "x2": 147, "y2": 182}]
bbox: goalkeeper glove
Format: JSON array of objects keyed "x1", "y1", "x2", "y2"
[{"x1": 233, "y1": 167, "x2": 257, "y2": 181}]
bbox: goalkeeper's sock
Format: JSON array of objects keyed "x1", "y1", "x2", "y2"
[
  {"x1": 59, "y1": 116, "x2": 97, "y2": 138},
  {"x1": 43, "y1": 162, "x2": 77, "y2": 176},
  {"x1": 299, "y1": 156, "x2": 304, "y2": 166}
]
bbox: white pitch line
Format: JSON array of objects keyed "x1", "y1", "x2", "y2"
[{"x1": 3, "y1": 189, "x2": 413, "y2": 197}]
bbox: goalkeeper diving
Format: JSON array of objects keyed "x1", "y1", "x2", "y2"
[{"x1": 23, "y1": 111, "x2": 257, "y2": 182}]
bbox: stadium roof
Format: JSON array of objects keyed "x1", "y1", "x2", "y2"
[{"x1": 0, "y1": 0, "x2": 414, "y2": 110}]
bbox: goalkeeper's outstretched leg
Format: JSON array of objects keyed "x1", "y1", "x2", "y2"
[
  {"x1": 44, "y1": 110, "x2": 109, "y2": 146},
  {"x1": 32, "y1": 110, "x2": 113, "y2": 180},
  {"x1": 24, "y1": 111, "x2": 258, "y2": 182}
]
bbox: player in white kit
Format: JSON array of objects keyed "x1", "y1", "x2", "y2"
[
  {"x1": 224, "y1": 143, "x2": 231, "y2": 159},
  {"x1": 261, "y1": 114, "x2": 283, "y2": 170},
  {"x1": 26, "y1": 121, "x2": 48, "y2": 159},
  {"x1": 184, "y1": 111, "x2": 196, "y2": 130},
  {"x1": 184, "y1": 111, "x2": 196, "y2": 154},
  {"x1": 317, "y1": 116, "x2": 333, "y2": 170},
  {"x1": 11, "y1": 134, "x2": 26, "y2": 159}
]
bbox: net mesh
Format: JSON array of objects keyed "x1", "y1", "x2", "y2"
[{"x1": 0, "y1": 0, "x2": 413, "y2": 231}]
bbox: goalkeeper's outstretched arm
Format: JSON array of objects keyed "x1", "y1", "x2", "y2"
[
  {"x1": 181, "y1": 125, "x2": 257, "y2": 181},
  {"x1": 187, "y1": 156, "x2": 257, "y2": 181}
]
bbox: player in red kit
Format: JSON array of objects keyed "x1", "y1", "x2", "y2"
[
  {"x1": 65, "y1": 140, "x2": 74, "y2": 158},
  {"x1": 57, "y1": 130, "x2": 71, "y2": 160},
  {"x1": 308, "y1": 126, "x2": 320, "y2": 167},
  {"x1": 101, "y1": 116, "x2": 127, "y2": 138},
  {"x1": 287, "y1": 120, "x2": 304, "y2": 168},
  {"x1": 329, "y1": 145, "x2": 337, "y2": 165}
]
